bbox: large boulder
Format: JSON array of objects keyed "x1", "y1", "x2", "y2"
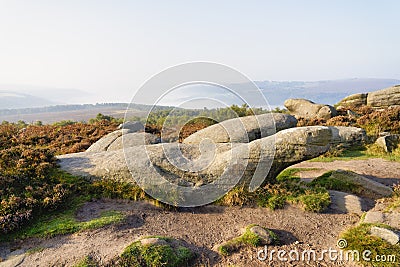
[
  {"x1": 284, "y1": 99, "x2": 337, "y2": 120},
  {"x1": 183, "y1": 113, "x2": 297, "y2": 144},
  {"x1": 59, "y1": 126, "x2": 366, "y2": 190},
  {"x1": 367, "y1": 85, "x2": 400, "y2": 108}
]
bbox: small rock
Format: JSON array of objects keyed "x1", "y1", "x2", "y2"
[
  {"x1": 249, "y1": 226, "x2": 275, "y2": 245},
  {"x1": 375, "y1": 134, "x2": 400, "y2": 153},
  {"x1": 370, "y1": 226, "x2": 400, "y2": 245},
  {"x1": 363, "y1": 211, "x2": 385, "y2": 224},
  {"x1": 328, "y1": 190, "x2": 367, "y2": 215},
  {"x1": 140, "y1": 238, "x2": 168, "y2": 246}
]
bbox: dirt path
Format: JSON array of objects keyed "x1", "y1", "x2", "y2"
[
  {"x1": 2, "y1": 199, "x2": 360, "y2": 267},
  {"x1": 293, "y1": 158, "x2": 400, "y2": 186}
]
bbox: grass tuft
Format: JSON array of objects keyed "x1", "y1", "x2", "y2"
[
  {"x1": 119, "y1": 237, "x2": 194, "y2": 267},
  {"x1": 217, "y1": 224, "x2": 279, "y2": 256}
]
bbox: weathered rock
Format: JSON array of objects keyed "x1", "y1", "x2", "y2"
[
  {"x1": 370, "y1": 226, "x2": 400, "y2": 245},
  {"x1": 328, "y1": 190, "x2": 368, "y2": 215},
  {"x1": 329, "y1": 126, "x2": 366, "y2": 146},
  {"x1": 363, "y1": 211, "x2": 385, "y2": 224},
  {"x1": 117, "y1": 121, "x2": 144, "y2": 133},
  {"x1": 367, "y1": 85, "x2": 400, "y2": 108},
  {"x1": 249, "y1": 226, "x2": 275, "y2": 245},
  {"x1": 107, "y1": 133, "x2": 159, "y2": 151},
  {"x1": 284, "y1": 99, "x2": 337, "y2": 120},
  {"x1": 337, "y1": 93, "x2": 368, "y2": 107},
  {"x1": 86, "y1": 129, "x2": 129, "y2": 153},
  {"x1": 321, "y1": 170, "x2": 393, "y2": 198},
  {"x1": 183, "y1": 113, "x2": 297, "y2": 144},
  {"x1": 58, "y1": 126, "x2": 367, "y2": 201},
  {"x1": 363, "y1": 203, "x2": 400, "y2": 230},
  {"x1": 375, "y1": 134, "x2": 400, "y2": 153}
]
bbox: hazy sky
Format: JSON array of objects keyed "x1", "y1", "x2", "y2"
[{"x1": 0, "y1": 1, "x2": 399, "y2": 103}]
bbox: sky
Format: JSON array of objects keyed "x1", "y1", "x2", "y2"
[{"x1": 0, "y1": 0, "x2": 399, "y2": 103}]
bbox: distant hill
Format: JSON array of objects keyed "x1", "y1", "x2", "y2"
[
  {"x1": 257, "y1": 78, "x2": 400, "y2": 106},
  {"x1": 0, "y1": 91, "x2": 56, "y2": 109},
  {"x1": 0, "y1": 84, "x2": 94, "y2": 109},
  {"x1": 1, "y1": 78, "x2": 399, "y2": 123},
  {"x1": 0, "y1": 103, "x2": 174, "y2": 124}
]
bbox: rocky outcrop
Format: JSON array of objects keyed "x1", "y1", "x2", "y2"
[
  {"x1": 183, "y1": 113, "x2": 297, "y2": 144},
  {"x1": 284, "y1": 99, "x2": 337, "y2": 120},
  {"x1": 58, "y1": 126, "x2": 366, "y2": 189},
  {"x1": 336, "y1": 85, "x2": 400, "y2": 108},
  {"x1": 337, "y1": 93, "x2": 368, "y2": 107},
  {"x1": 375, "y1": 134, "x2": 400, "y2": 153},
  {"x1": 367, "y1": 85, "x2": 400, "y2": 108}
]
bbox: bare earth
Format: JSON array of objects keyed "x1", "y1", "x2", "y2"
[{"x1": 2, "y1": 158, "x2": 400, "y2": 267}]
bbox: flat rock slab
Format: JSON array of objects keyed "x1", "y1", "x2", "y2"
[
  {"x1": 293, "y1": 158, "x2": 400, "y2": 187},
  {"x1": 325, "y1": 170, "x2": 393, "y2": 199},
  {"x1": 363, "y1": 211, "x2": 400, "y2": 230},
  {"x1": 328, "y1": 190, "x2": 369, "y2": 215}
]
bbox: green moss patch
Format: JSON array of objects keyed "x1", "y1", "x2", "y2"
[
  {"x1": 217, "y1": 224, "x2": 279, "y2": 256},
  {"x1": 119, "y1": 236, "x2": 195, "y2": 267},
  {"x1": 340, "y1": 223, "x2": 400, "y2": 267},
  {"x1": 1, "y1": 196, "x2": 125, "y2": 241}
]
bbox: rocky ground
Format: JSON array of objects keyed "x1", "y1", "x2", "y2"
[
  {"x1": 1, "y1": 158, "x2": 399, "y2": 267},
  {"x1": 3, "y1": 200, "x2": 359, "y2": 267}
]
